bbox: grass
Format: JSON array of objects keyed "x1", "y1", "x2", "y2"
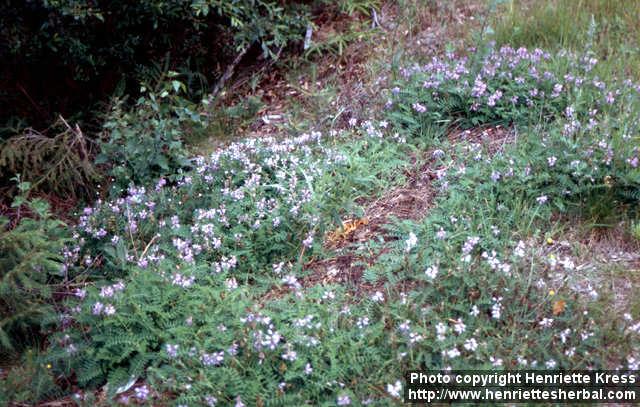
[{"x1": 491, "y1": 0, "x2": 640, "y2": 79}]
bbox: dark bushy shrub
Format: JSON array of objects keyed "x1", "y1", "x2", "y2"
[
  {"x1": 0, "y1": 0, "x2": 312, "y2": 132},
  {"x1": 97, "y1": 74, "x2": 203, "y2": 193}
]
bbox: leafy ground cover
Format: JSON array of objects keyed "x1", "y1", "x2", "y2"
[{"x1": 1, "y1": 1, "x2": 639, "y2": 405}]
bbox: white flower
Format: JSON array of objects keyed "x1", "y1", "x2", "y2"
[
  {"x1": 371, "y1": 291, "x2": 384, "y2": 302},
  {"x1": 322, "y1": 290, "x2": 335, "y2": 300},
  {"x1": 135, "y1": 385, "x2": 149, "y2": 400},
  {"x1": 357, "y1": 317, "x2": 370, "y2": 329},
  {"x1": 282, "y1": 348, "x2": 297, "y2": 362},
  {"x1": 463, "y1": 338, "x2": 478, "y2": 352},
  {"x1": 92, "y1": 302, "x2": 104, "y2": 315},
  {"x1": 272, "y1": 262, "x2": 284, "y2": 274},
  {"x1": 536, "y1": 195, "x2": 548, "y2": 204},
  {"x1": 545, "y1": 359, "x2": 557, "y2": 369},
  {"x1": 432, "y1": 149, "x2": 445, "y2": 158},
  {"x1": 103, "y1": 304, "x2": 116, "y2": 316},
  {"x1": 490, "y1": 356, "x2": 503, "y2": 367},
  {"x1": 387, "y1": 381, "x2": 402, "y2": 398},
  {"x1": 539, "y1": 318, "x2": 554, "y2": 328},
  {"x1": 425, "y1": 265, "x2": 438, "y2": 279},
  {"x1": 412, "y1": 102, "x2": 427, "y2": 113},
  {"x1": 405, "y1": 232, "x2": 418, "y2": 252},
  {"x1": 436, "y1": 322, "x2": 447, "y2": 341},
  {"x1": 225, "y1": 277, "x2": 238, "y2": 290},
  {"x1": 303, "y1": 232, "x2": 314, "y2": 248},
  {"x1": 453, "y1": 318, "x2": 466, "y2": 335},
  {"x1": 491, "y1": 297, "x2": 502, "y2": 320},
  {"x1": 470, "y1": 305, "x2": 480, "y2": 317},
  {"x1": 398, "y1": 320, "x2": 411, "y2": 333}
]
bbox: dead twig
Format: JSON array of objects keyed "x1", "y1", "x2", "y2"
[{"x1": 211, "y1": 46, "x2": 250, "y2": 98}]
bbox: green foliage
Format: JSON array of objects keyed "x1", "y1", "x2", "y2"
[
  {"x1": 333, "y1": 0, "x2": 382, "y2": 16},
  {"x1": 0, "y1": 348, "x2": 61, "y2": 404},
  {"x1": 49, "y1": 272, "x2": 394, "y2": 405},
  {"x1": 97, "y1": 74, "x2": 205, "y2": 192},
  {"x1": 0, "y1": 117, "x2": 100, "y2": 199},
  {"x1": 3, "y1": 0, "x2": 309, "y2": 81},
  {"x1": 631, "y1": 221, "x2": 640, "y2": 242},
  {"x1": 379, "y1": 42, "x2": 640, "y2": 374},
  {"x1": 0, "y1": 177, "x2": 70, "y2": 354},
  {"x1": 188, "y1": 95, "x2": 265, "y2": 148}
]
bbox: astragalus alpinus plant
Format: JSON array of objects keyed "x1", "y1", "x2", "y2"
[
  {"x1": 44, "y1": 125, "x2": 413, "y2": 405},
  {"x1": 378, "y1": 44, "x2": 639, "y2": 375},
  {"x1": 386, "y1": 44, "x2": 639, "y2": 209},
  {"x1": 28, "y1": 45, "x2": 640, "y2": 406}
]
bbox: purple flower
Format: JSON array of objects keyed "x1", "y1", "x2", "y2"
[
  {"x1": 135, "y1": 385, "x2": 149, "y2": 400},
  {"x1": 303, "y1": 232, "x2": 314, "y2": 248},
  {"x1": 412, "y1": 102, "x2": 427, "y2": 113},
  {"x1": 155, "y1": 178, "x2": 166, "y2": 191},
  {"x1": 605, "y1": 91, "x2": 615, "y2": 104},
  {"x1": 92, "y1": 302, "x2": 104, "y2": 315},
  {"x1": 487, "y1": 90, "x2": 503, "y2": 107},
  {"x1": 281, "y1": 348, "x2": 297, "y2": 361},
  {"x1": 472, "y1": 77, "x2": 487, "y2": 97},
  {"x1": 337, "y1": 394, "x2": 351, "y2": 405},
  {"x1": 166, "y1": 344, "x2": 179, "y2": 358},
  {"x1": 201, "y1": 351, "x2": 225, "y2": 366}
]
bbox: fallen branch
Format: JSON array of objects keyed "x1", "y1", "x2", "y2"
[{"x1": 211, "y1": 46, "x2": 250, "y2": 98}]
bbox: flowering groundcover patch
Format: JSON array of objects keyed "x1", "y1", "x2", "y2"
[{"x1": 29, "y1": 45, "x2": 640, "y2": 405}]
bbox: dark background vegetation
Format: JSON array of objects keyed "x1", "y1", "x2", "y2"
[{"x1": 0, "y1": 0, "x2": 312, "y2": 135}]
